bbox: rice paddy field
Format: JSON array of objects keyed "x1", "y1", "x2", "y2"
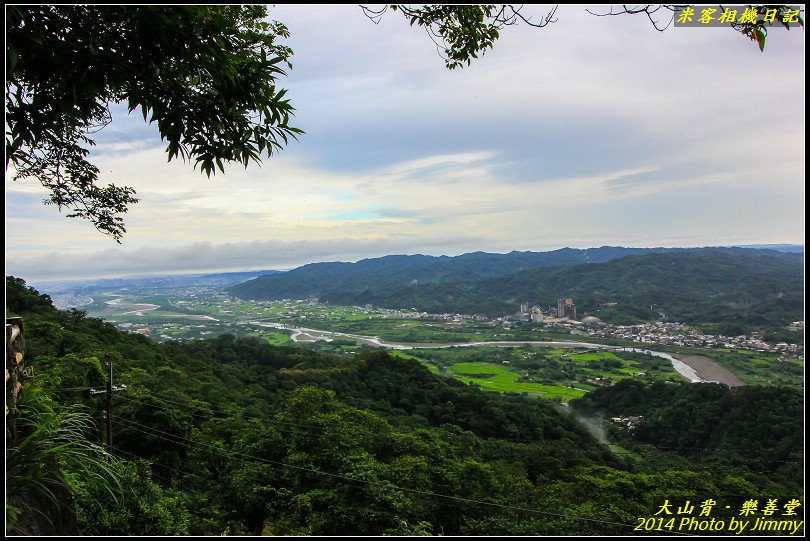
[{"x1": 388, "y1": 346, "x2": 683, "y2": 402}]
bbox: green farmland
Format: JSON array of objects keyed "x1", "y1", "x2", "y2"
[
  {"x1": 399, "y1": 345, "x2": 683, "y2": 402},
  {"x1": 445, "y1": 361, "x2": 586, "y2": 401}
]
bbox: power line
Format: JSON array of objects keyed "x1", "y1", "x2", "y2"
[
  {"x1": 110, "y1": 446, "x2": 207, "y2": 482},
  {"x1": 39, "y1": 356, "x2": 799, "y2": 530},
  {"x1": 51, "y1": 382, "x2": 804, "y2": 479},
  {"x1": 108, "y1": 447, "x2": 175, "y2": 485},
  {"x1": 117, "y1": 393, "x2": 337, "y2": 434},
  {"x1": 118, "y1": 418, "x2": 695, "y2": 536},
  {"x1": 116, "y1": 393, "x2": 804, "y2": 465},
  {"x1": 110, "y1": 410, "x2": 803, "y2": 490}
]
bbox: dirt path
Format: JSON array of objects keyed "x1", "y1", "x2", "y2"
[{"x1": 671, "y1": 354, "x2": 745, "y2": 387}]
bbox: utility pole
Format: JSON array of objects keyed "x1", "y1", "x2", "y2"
[{"x1": 89, "y1": 362, "x2": 127, "y2": 461}]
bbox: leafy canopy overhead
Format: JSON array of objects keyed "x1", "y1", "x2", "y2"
[
  {"x1": 6, "y1": 5, "x2": 802, "y2": 241},
  {"x1": 6, "y1": 5, "x2": 302, "y2": 241},
  {"x1": 362, "y1": 4, "x2": 557, "y2": 69}
]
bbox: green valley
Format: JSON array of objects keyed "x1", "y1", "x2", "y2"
[
  {"x1": 6, "y1": 276, "x2": 805, "y2": 536},
  {"x1": 34, "y1": 277, "x2": 800, "y2": 399}
]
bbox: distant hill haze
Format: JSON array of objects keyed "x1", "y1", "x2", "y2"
[
  {"x1": 229, "y1": 247, "x2": 804, "y2": 334},
  {"x1": 34, "y1": 269, "x2": 280, "y2": 295},
  {"x1": 731, "y1": 244, "x2": 804, "y2": 253}
]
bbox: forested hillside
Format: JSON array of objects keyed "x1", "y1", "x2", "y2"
[
  {"x1": 330, "y1": 249, "x2": 803, "y2": 335},
  {"x1": 572, "y1": 379, "x2": 804, "y2": 480},
  {"x1": 5, "y1": 277, "x2": 803, "y2": 535},
  {"x1": 229, "y1": 248, "x2": 803, "y2": 336},
  {"x1": 228, "y1": 246, "x2": 681, "y2": 301}
]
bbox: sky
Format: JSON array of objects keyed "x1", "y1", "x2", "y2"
[{"x1": 5, "y1": 5, "x2": 806, "y2": 282}]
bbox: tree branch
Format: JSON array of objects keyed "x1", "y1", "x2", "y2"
[{"x1": 585, "y1": 5, "x2": 680, "y2": 32}]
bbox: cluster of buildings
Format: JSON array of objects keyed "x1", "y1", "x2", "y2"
[
  {"x1": 48, "y1": 292, "x2": 95, "y2": 310},
  {"x1": 584, "y1": 321, "x2": 803, "y2": 356},
  {"x1": 113, "y1": 320, "x2": 226, "y2": 342},
  {"x1": 509, "y1": 298, "x2": 802, "y2": 357},
  {"x1": 610, "y1": 415, "x2": 644, "y2": 432},
  {"x1": 518, "y1": 298, "x2": 579, "y2": 323},
  {"x1": 107, "y1": 288, "x2": 803, "y2": 358}
]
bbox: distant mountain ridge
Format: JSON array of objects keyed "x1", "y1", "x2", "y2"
[
  {"x1": 229, "y1": 247, "x2": 804, "y2": 335},
  {"x1": 228, "y1": 246, "x2": 687, "y2": 301},
  {"x1": 342, "y1": 248, "x2": 803, "y2": 327},
  {"x1": 731, "y1": 244, "x2": 804, "y2": 253}
]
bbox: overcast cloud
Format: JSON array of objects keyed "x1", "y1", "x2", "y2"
[{"x1": 5, "y1": 5, "x2": 805, "y2": 281}]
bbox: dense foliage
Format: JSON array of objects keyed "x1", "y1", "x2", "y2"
[
  {"x1": 572, "y1": 379, "x2": 804, "y2": 481},
  {"x1": 5, "y1": 277, "x2": 804, "y2": 535}
]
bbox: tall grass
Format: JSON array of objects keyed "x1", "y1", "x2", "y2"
[{"x1": 6, "y1": 390, "x2": 119, "y2": 534}]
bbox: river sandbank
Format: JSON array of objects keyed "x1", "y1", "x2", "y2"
[{"x1": 671, "y1": 354, "x2": 745, "y2": 387}]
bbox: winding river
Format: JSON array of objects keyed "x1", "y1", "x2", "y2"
[
  {"x1": 252, "y1": 321, "x2": 710, "y2": 383},
  {"x1": 105, "y1": 295, "x2": 160, "y2": 316},
  {"x1": 103, "y1": 295, "x2": 220, "y2": 321},
  {"x1": 96, "y1": 295, "x2": 719, "y2": 384}
]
